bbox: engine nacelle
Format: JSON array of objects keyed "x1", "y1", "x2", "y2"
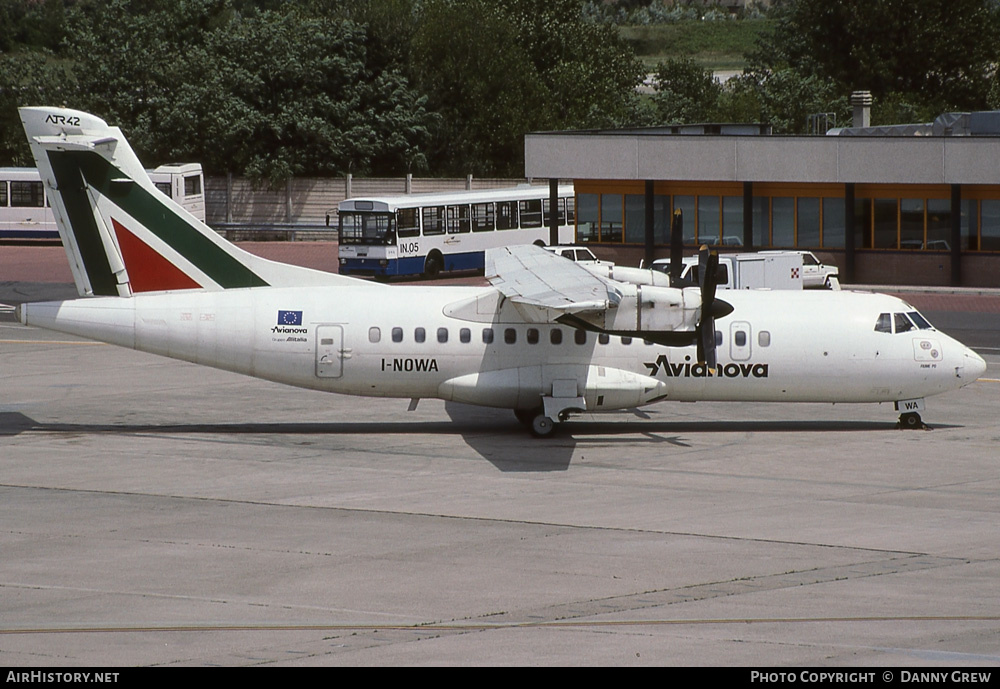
[{"x1": 438, "y1": 364, "x2": 668, "y2": 412}]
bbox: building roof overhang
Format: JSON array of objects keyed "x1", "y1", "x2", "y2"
[{"x1": 524, "y1": 131, "x2": 1000, "y2": 186}]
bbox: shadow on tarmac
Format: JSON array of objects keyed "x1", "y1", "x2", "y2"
[{"x1": 1, "y1": 410, "x2": 955, "y2": 473}]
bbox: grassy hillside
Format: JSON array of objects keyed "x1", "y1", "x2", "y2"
[{"x1": 619, "y1": 19, "x2": 770, "y2": 71}]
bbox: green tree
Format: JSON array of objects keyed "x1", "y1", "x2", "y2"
[
  {"x1": 60, "y1": 0, "x2": 430, "y2": 182},
  {"x1": 651, "y1": 58, "x2": 723, "y2": 124},
  {"x1": 0, "y1": 52, "x2": 68, "y2": 165},
  {"x1": 410, "y1": 0, "x2": 643, "y2": 175},
  {"x1": 750, "y1": 0, "x2": 1000, "y2": 118}
]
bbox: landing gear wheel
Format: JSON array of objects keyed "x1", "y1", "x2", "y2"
[
  {"x1": 898, "y1": 412, "x2": 925, "y2": 430},
  {"x1": 530, "y1": 414, "x2": 557, "y2": 438}
]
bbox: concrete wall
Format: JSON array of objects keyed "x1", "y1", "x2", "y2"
[{"x1": 205, "y1": 176, "x2": 530, "y2": 227}]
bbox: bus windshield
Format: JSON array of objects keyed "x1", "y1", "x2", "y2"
[{"x1": 339, "y1": 211, "x2": 396, "y2": 245}]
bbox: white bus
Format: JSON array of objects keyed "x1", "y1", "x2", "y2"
[
  {"x1": 336, "y1": 184, "x2": 575, "y2": 278},
  {"x1": 0, "y1": 163, "x2": 205, "y2": 239}
]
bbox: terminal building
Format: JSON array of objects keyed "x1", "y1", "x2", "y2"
[{"x1": 524, "y1": 105, "x2": 1000, "y2": 287}]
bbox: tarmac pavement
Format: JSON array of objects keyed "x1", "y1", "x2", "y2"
[{"x1": 1, "y1": 243, "x2": 999, "y2": 666}]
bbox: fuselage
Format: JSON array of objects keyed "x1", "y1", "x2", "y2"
[{"x1": 20, "y1": 285, "x2": 987, "y2": 413}]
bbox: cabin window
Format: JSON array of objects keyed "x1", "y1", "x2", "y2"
[
  {"x1": 392, "y1": 327, "x2": 403, "y2": 343},
  {"x1": 894, "y1": 312, "x2": 915, "y2": 333},
  {"x1": 437, "y1": 327, "x2": 448, "y2": 343},
  {"x1": 504, "y1": 328, "x2": 516, "y2": 344},
  {"x1": 460, "y1": 328, "x2": 471, "y2": 343},
  {"x1": 715, "y1": 331, "x2": 723, "y2": 346},
  {"x1": 527, "y1": 328, "x2": 539, "y2": 344},
  {"x1": 415, "y1": 327, "x2": 426, "y2": 343},
  {"x1": 621, "y1": 336, "x2": 632, "y2": 345},
  {"x1": 874, "y1": 313, "x2": 892, "y2": 333},
  {"x1": 734, "y1": 331, "x2": 746, "y2": 347},
  {"x1": 368, "y1": 327, "x2": 381, "y2": 343},
  {"x1": 598, "y1": 333, "x2": 610, "y2": 345},
  {"x1": 908, "y1": 311, "x2": 933, "y2": 329},
  {"x1": 758, "y1": 331, "x2": 771, "y2": 347},
  {"x1": 482, "y1": 328, "x2": 494, "y2": 344},
  {"x1": 575, "y1": 330, "x2": 587, "y2": 345},
  {"x1": 550, "y1": 329, "x2": 563, "y2": 345}
]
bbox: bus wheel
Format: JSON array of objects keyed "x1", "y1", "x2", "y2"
[
  {"x1": 423, "y1": 253, "x2": 442, "y2": 278},
  {"x1": 533, "y1": 239, "x2": 546, "y2": 247}
]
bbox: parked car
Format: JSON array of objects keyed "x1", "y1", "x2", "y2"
[{"x1": 543, "y1": 245, "x2": 614, "y2": 266}]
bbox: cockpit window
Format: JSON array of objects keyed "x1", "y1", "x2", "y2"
[
  {"x1": 907, "y1": 311, "x2": 933, "y2": 330},
  {"x1": 875, "y1": 313, "x2": 892, "y2": 333},
  {"x1": 894, "y1": 313, "x2": 915, "y2": 333}
]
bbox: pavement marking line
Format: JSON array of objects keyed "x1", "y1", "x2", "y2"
[{"x1": 0, "y1": 339, "x2": 105, "y2": 346}]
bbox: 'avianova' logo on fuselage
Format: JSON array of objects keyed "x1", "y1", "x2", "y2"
[
  {"x1": 272, "y1": 309, "x2": 307, "y2": 334},
  {"x1": 645, "y1": 355, "x2": 768, "y2": 379}
]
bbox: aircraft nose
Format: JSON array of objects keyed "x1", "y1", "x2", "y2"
[{"x1": 963, "y1": 347, "x2": 987, "y2": 381}]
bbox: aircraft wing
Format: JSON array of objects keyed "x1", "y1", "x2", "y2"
[{"x1": 485, "y1": 245, "x2": 622, "y2": 323}]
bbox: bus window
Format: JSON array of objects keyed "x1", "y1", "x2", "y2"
[
  {"x1": 447, "y1": 204, "x2": 470, "y2": 234},
  {"x1": 422, "y1": 206, "x2": 445, "y2": 235},
  {"x1": 183, "y1": 175, "x2": 201, "y2": 197},
  {"x1": 542, "y1": 198, "x2": 566, "y2": 226},
  {"x1": 397, "y1": 208, "x2": 419, "y2": 238},
  {"x1": 472, "y1": 203, "x2": 494, "y2": 232},
  {"x1": 0, "y1": 181, "x2": 7, "y2": 206},
  {"x1": 340, "y1": 212, "x2": 395, "y2": 245},
  {"x1": 154, "y1": 182, "x2": 171, "y2": 197},
  {"x1": 497, "y1": 201, "x2": 517, "y2": 230},
  {"x1": 11, "y1": 181, "x2": 44, "y2": 207},
  {"x1": 519, "y1": 199, "x2": 542, "y2": 228},
  {"x1": 565, "y1": 197, "x2": 575, "y2": 224}
]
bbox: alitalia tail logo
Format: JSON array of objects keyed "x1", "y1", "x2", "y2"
[{"x1": 645, "y1": 355, "x2": 769, "y2": 379}]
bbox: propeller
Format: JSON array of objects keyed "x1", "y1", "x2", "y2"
[{"x1": 695, "y1": 244, "x2": 734, "y2": 368}]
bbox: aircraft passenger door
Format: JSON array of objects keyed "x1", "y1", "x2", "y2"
[
  {"x1": 730, "y1": 321, "x2": 751, "y2": 361},
  {"x1": 316, "y1": 325, "x2": 345, "y2": 378}
]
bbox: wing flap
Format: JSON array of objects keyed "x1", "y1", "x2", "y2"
[{"x1": 486, "y1": 245, "x2": 620, "y2": 323}]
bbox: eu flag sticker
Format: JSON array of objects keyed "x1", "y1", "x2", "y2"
[{"x1": 277, "y1": 310, "x2": 303, "y2": 326}]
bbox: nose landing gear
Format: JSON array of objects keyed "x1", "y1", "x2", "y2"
[{"x1": 898, "y1": 411, "x2": 926, "y2": 430}]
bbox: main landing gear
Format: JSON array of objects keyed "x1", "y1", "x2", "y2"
[{"x1": 514, "y1": 408, "x2": 560, "y2": 437}]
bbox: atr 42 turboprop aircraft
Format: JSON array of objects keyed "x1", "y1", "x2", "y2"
[{"x1": 16, "y1": 107, "x2": 987, "y2": 436}]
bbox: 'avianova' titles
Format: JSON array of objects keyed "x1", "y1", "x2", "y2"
[{"x1": 645, "y1": 355, "x2": 769, "y2": 379}]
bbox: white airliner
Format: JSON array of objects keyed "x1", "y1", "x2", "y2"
[{"x1": 15, "y1": 107, "x2": 987, "y2": 436}]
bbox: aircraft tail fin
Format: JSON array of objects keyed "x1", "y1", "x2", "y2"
[{"x1": 19, "y1": 107, "x2": 357, "y2": 297}]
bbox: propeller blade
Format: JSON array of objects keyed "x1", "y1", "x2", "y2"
[
  {"x1": 669, "y1": 209, "x2": 683, "y2": 284},
  {"x1": 697, "y1": 245, "x2": 721, "y2": 368}
]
